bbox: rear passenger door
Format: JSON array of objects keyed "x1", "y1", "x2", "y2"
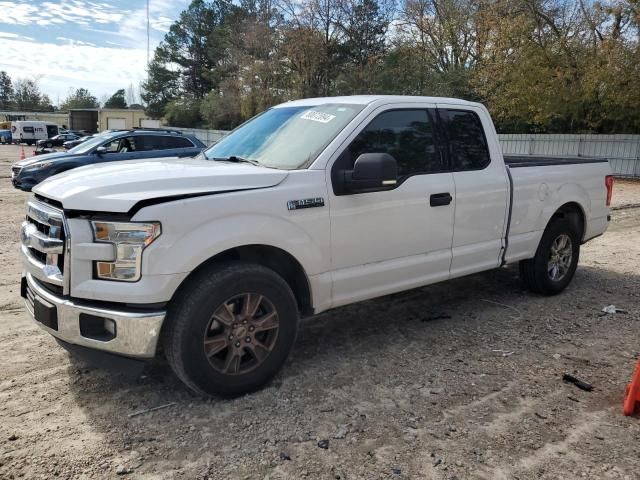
[{"x1": 437, "y1": 106, "x2": 509, "y2": 278}]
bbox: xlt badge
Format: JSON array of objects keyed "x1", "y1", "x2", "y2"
[{"x1": 287, "y1": 198, "x2": 325, "y2": 211}]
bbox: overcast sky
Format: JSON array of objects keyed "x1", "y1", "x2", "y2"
[{"x1": 0, "y1": 0, "x2": 188, "y2": 105}]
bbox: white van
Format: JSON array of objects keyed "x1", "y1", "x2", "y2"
[{"x1": 11, "y1": 121, "x2": 59, "y2": 145}]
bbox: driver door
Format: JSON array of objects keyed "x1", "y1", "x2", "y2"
[{"x1": 328, "y1": 105, "x2": 455, "y2": 308}]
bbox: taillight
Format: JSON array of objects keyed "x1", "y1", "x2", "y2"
[{"x1": 605, "y1": 175, "x2": 614, "y2": 206}]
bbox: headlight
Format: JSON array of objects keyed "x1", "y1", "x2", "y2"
[
  {"x1": 28, "y1": 161, "x2": 53, "y2": 169},
  {"x1": 91, "y1": 221, "x2": 161, "y2": 281}
]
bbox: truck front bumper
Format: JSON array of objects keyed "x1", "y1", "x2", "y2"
[{"x1": 22, "y1": 273, "x2": 166, "y2": 358}]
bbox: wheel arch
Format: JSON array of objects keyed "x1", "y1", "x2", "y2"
[
  {"x1": 174, "y1": 244, "x2": 314, "y2": 317},
  {"x1": 548, "y1": 202, "x2": 586, "y2": 242}
]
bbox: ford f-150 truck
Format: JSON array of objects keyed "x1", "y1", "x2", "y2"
[{"x1": 19, "y1": 96, "x2": 613, "y2": 396}]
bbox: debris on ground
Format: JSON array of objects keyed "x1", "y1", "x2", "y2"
[
  {"x1": 127, "y1": 402, "x2": 177, "y2": 418},
  {"x1": 115, "y1": 465, "x2": 132, "y2": 475},
  {"x1": 333, "y1": 424, "x2": 349, "y2": 439},
  {"x1": 492, "y1": 349, "x2": 515, "y2": 357},
  {"x1": 601, "y1": 304, "x2": 628, "y2": 314},
  {"x1": 563, "y1": 374, "x2": 593, "y2": 392},
  {"x1": 317, "y1": 439, "x2": 329, "y2": 449}
]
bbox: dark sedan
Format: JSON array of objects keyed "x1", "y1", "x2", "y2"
[
  {"x1": 37, "y1": 134, "x2": 81, "y2": 148},
  {"x1": 63, "y1": 135, "x2": 94, "y2": 150},
  {"x1": 11, "y1": 129, "x2": 205, "y2": 191}
]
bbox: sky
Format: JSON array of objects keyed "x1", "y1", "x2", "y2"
[{"x1": 0, "y1": 0, "x2": 189, "y2": 105}]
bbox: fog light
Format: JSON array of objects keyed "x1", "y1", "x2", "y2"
[{"x1": 79, "y1": 314, "x2": 116, "y2": 341}]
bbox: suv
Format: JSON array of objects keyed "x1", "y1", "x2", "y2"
[{"x1": 11, "y1": 129, "x2": 205, "y2": 191}]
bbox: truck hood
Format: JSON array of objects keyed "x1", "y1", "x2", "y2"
[{"x1": 34, "y1": 157, "x2": 289, "y2": 213}]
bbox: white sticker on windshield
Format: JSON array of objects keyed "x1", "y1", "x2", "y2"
[{"x1": 300, "y1": 111, "x2": 336, "y2": 123}]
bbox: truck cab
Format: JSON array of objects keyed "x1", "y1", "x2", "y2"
[{"x1": 19, "y1": 96, "x2": 612, "y2": 395}]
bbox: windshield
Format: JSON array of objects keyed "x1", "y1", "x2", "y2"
[
  {"x1": 203, "y1": 104, "x2": 364, "y2": 169},
  {"x1": 68, "y1": 132, "x2": 118, "y2": 154}
]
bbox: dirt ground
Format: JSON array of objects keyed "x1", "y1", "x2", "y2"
[{"x1": 1, "y1": 144, "x2": 639, "y2": 480}]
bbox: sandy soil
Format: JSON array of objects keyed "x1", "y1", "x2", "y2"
[{"x1": 1, "y1": 144, "x2": 639, "y2": 479}]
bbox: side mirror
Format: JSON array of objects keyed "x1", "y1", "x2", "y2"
[
  {"x1": 95, "y1": 146, "x2": 107, "y2": 155},
  {"x1": 344, "y1": 153, "x2": 398, "y2": 193}
]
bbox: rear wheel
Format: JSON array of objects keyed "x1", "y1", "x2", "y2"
[
  {"x1": 519, "y1": 217, "x2": 580, "y2": 295},
  {"x1": 163, "y1": 262, "x2": 299, "y2": 396}
]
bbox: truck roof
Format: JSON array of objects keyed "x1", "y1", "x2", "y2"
[{"x1": 278, "y1": 95, "x2": 482, "y2": 109}]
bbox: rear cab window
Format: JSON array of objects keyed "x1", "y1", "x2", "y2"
[{"x1": 440, "y1": 109, "x2": 490, "y2": 171}]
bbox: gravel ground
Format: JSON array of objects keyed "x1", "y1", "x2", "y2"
[{"x1": 1, "y1": 144, "x2": 639, "y2": 480}]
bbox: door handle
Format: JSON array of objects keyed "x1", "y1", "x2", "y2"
[{"x1": 430, "y1": 192, "x2": 453, "y2": 207}]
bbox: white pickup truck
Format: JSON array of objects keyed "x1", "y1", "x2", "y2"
[{"x1": 20, "y1": 96, "x2": 613, "y2": 395}]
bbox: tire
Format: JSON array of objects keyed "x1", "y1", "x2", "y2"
[
  {"x1": 519, "y1": 217, "x2": 580, "y2": 295},
  {"x1": 163, "y1": 262, "x2": 299, "y2": 396}
]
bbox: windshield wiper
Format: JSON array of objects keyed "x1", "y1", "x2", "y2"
[{"x1": 212, "y1": 155, "x2": 263, "y2": 167}]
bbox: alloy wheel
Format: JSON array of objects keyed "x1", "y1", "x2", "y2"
[
  {"x1": 203, "y1": 293, "x2": 279, "y2": 375},
  {"x1": 547, "y1": 234, "x2": 573, "y2": 282}
]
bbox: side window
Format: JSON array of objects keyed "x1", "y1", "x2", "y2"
[
  {"x1": 346, "y1": 109, "x2": 442, "y2": 177},
  {"x1": 102, "y1": 136, "x2": 137, "y2": 153},
  {"x1": 162, "y1": 136, "x2": 193, "y2": 149},
  {"x1": 145, "y1": 135, "x2": 179, "y2": 150},
  {"x1": 442, "y1": 110, "x2": 490, "y2": 171}
]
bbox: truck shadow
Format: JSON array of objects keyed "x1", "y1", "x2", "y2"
[{"x1": 63, "y1": 263, "x2": 638, "y2": 466}]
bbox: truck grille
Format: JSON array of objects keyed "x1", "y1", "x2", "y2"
[{"x1": 20, "y1": 199, "x2": 68, "y2": 295}]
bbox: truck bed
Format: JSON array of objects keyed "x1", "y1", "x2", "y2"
[{"x1": 504, "y1": 155, "x2": 609, "y2": 168}]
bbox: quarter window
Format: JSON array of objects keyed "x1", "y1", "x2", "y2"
[
  {"x1": 441, "y1": 110, "x2": 490, "y2": 171},
  {"x1": 347, "y1": 109, "x2": 442, "y2": 177}
]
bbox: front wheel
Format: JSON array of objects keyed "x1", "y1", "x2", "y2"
[
  {"x1": 519, "y1": 218, "x2": 580, "y2": 295},
  {"x1": 163, "y1": 262, "x2": 299, "y2": 396}
]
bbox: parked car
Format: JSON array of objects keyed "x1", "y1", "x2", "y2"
[
  {"x1": 36, "y1": 134, "x2": 81, "y2": 149},
  {"x1": 11, "y1": 129, "x2": 204, "y2": 190},
  {"x1": 19, "y1": 96, "x2": 612, "y2": 396},
  {"x1": 0, "y1": 129, "x2": 12, "y2": 144},
  {"x1": 33, "y1": 147, "x2": 57, "y2": 156},
  {"x1": 63, "y1": 135, "x2": 94, "y2": 150}
]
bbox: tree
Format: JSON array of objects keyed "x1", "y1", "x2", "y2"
[
  {"x1": 0, "y1": 71, "x2": 13, "y2": 110},
  {"x1": 13, "y1": 78, "x2": 43, "y2": 111},
  {"x1": 61, "y1": 88, "x2": 99, "y2": 110},
  {"x1": 142, "y1": 0, "x2": 232, "y2": 119},
  {"x1": 335, "y1": 0, "x2": 392, "y2": 93},
  {"x1": 39, "y1": 94, "x2": 55, "y2": 112},
  {"x1": 145, "y1": 0, "x2": 640, "y2": 133},
  {"x1": 141, "y1": 52, "x2": 180, "y2": 117},
  {"x1": 201, "y1": 79, "x2": 243, "y2": 129},
  {"x1": 104, "y1": 89, "x2": 127, "y2": 108},
  {"x1": 164, "y1": 97, "x2": 202, "y2": 127}
]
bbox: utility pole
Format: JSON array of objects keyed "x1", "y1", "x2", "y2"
[{"x1": 147, "y1": 0, "x2": 150, "y2": 70}]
